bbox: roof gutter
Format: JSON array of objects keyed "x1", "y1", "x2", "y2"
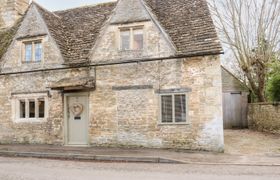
[{"x1": 0, "y1": 51, "x2": 223, "y2": 76}]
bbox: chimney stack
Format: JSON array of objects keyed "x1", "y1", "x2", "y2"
[{"x1": 0, "y1": 0, "x2": 29, "y2": 29}]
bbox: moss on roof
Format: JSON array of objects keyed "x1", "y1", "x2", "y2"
[{"x1": 0, "y1": 18, "x2": 22, "y2": 61}]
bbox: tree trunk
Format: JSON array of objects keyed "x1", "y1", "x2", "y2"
[
  {"x1": 244, "y1": 69, "x2": 266, "y2": 102},
  {"x1": 257, "y1": 88, "x2": 266, "y2": 102}
]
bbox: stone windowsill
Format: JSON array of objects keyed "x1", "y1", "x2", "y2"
[
  {"x1": 14, "y1": 118, "x2": 47, "y2": 123},
  {"x1": 118, "y1": 49, "x2": 144, "y2": 55},
  {"x1": 158, "y1": 122, "x2": 190, "y2": 126}
]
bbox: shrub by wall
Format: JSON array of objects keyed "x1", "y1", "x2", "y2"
[{"x1": 248, "y1": 103, "x2": 280, "y2": 135}]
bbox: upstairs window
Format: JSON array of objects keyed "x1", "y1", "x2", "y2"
[
  {"x1": 120, "y1": 27, "x2": 143, "y2": 51},
  {"x1": 133, "y1": 29, "x2": 143, "y2": 50},
  {"x1": 35, "y1": 42, "x2": 42, "y2": 62},
  {"x1": 120, "y1": 30, "x2": 130, "y2": 50},
  {"x1": 160, "y1": 94, "x2": 189, "y2": 124},
  {"x1": 25, "y1": 43, "x2": 32, "y2": 62},
  {"x1": 23, "y1": 41, "x2": 42, "y2": 63}
]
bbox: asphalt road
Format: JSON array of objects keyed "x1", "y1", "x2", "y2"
[{"x1": 0, "y1": 157, "x2": 279, "y2": 180}]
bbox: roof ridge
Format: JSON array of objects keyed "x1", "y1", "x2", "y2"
[{"x1": 53, "y1": 1, "x2": 117, "y2": 14}]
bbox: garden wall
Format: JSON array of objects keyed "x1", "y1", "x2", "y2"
[{"x1": 248, "y1": 103, "x2": 280, "y2": 134}]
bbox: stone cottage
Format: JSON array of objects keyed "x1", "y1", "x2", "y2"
[{"x1": 0, "y1": 0, "x2": 224, "y2": 152}]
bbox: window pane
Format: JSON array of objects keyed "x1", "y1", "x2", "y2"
[
  {"x1": 35, "y1": 42, "x2": 42, "y2": 62},
  {"x1": 161, "y1": 95, "x2": 173, "y2": 123},
  {"x1": 38, "y1": 99, "x2": 45, "y2": 118},
  {"x1": 133, "y1": 29, "x2": 143, "y2": 50},
  {"x1": 29, "y1": 100, "x2": 35, "y2": 118},
  {"x1": 120, "y1": 30, "x2": 130, "y2": 50},
  {"x1": 175, "y1": 95, "x2": 186, "y2": 123},
  {"x1": 25, "y1": 43, "x2": 32, "y2": 62},
  {"x1": 20, "y1": 100, "x2": 26, "y2": 118}
]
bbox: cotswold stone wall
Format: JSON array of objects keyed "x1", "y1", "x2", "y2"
[
  {"x1": 248, "y1": 103, "x2": 280, "y2": 135},
  {"x1": 89, "y1": 56, "x2": 224, "y2": 152},
  {"x1": 0, "y1": 2, "x2": 224, "y2": 151},
  {"x1": 0, "y1": 68, "x2": 89, "y2": 144},
  {"x1": 90, "y1": 21, "x2": 175, "y2": 63},
  {"x1": 0, "y1": 55, "x2": 224, "y2": 152}
]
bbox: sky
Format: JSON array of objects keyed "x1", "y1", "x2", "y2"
[{"x1": 35, "y1": 0, "x2": 116, "y2": 11}]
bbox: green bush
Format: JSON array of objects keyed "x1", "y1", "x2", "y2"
[{"x1": 266, "y1": 69, "x2": 280, "y2": 102}]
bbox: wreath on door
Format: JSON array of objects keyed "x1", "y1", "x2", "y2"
[{"x1": 70, "y1": 103, "x2": 84, "y2": 117}]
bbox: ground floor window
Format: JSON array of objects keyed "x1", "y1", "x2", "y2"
[
  {"x1": 160, "y1": 93, "x2": 189, "y2": 124},
  {"x1": 12, "y1": 93, "x2": 48, "y2": 123}
]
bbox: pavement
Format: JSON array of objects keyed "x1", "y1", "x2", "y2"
[
  {"x1": 0, "y1": 130, "x2": 279, "y2": 166},
  {"x1": 0, "y1": 144, "x2": 279, "y2": 166},
  {"x1": 224, "y1": 129, "x2": 280, "y2": 155}
]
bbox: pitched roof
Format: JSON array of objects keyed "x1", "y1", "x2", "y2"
[
  {"x1": 1, "y1": 0, "x2": 222, "y2": 64},
  {"x1": 144, "y1": 0, "x2": 223, "y2": 56},
  {"x1": 0, "y1": 19, "x2": 22, "y2": 61},
  {"x1": 36, "y1": 2, "x2": 117, "y2": 64},
  {"x1": 221, "y1": 66, "x2": 249, "y2": 92},
  {"x1": 110, "y1": 0, "x2": 151, "y2": 24}
]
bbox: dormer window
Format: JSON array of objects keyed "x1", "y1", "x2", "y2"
[
  {"x1": 120, "y1": 27, "x2": 143, "y2": 51},
  {"x1": 23, "y1": 40, "x2": 42, "y2": 63},
  {"x1": 133, "y1": 29, "x2": 143, "y2": 50},
  {"x1": 25, "y1": 43, "x2": 32, "y2": 62},
  {"x1": 35, "y1": 42, "x2": 42, "y2": 62},
  {"x1": 120, "y1": 30, "x2": 130, "y2": 50}
]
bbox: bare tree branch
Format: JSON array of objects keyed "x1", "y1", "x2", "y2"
[{"x1": 209, "y1": 0, "x2": 280, "y2": 102}]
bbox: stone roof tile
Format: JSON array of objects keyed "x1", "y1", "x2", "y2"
[
  {"x1": 1, "y1": 0, "x2": 222, "y2": 64},
  {"x1": 144, "y1": 0, "x2": 223, "y2": 55},
  {"x1": 36, "y1": 2, "x2": 116, "y2": 64},
  {"x1": 0, "y1": 18, "x2": 22, "y2": 62}
]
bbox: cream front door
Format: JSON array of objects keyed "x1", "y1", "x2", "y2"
[{"x1": 66, "y1": 94, "x2": 88, "y2": 145}]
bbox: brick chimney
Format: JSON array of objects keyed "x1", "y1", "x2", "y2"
[{"x1": 0, "y1": 0, "x2": 29, "y2": 29}]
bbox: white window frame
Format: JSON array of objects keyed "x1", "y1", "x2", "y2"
[
  {"x1": 21, "y1": 38, "x2": 44, "y2": 64},
  {"x1": 12, "y1": 93, "x2": 48, "y2": 123},
  {"x1": 159, "y1": 93, "x2": 189, "y2": 125},
  {"x1": 119, "y1": 26, "x2": 144, "y2": 51}
]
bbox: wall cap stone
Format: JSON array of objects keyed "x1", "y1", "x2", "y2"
[
  {"x1": 155, "y1": 88, "x2": 192, "y2": 94},
  {"x1": 249, "y1": 102, "x2": 280, "y2": 106}
]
